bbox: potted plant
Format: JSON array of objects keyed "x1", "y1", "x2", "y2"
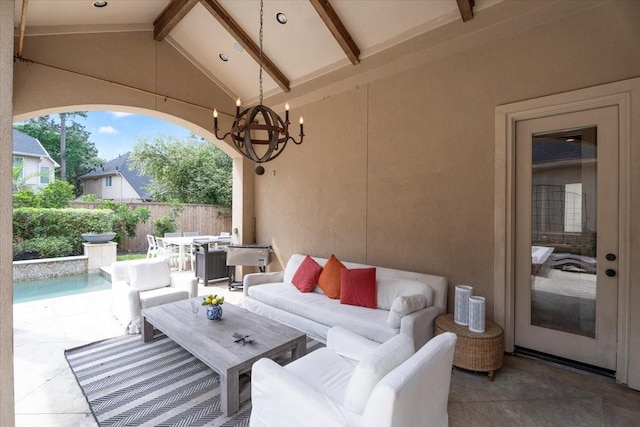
[
  {"x1": 202, "y1": 294, "x2": 225, "y2": 320},
  {"x1": 81, "y1": 230, "x2": 117, "y2": 244}
]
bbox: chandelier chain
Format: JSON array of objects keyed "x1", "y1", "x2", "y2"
[{"x1": 258, "y1": 0, "x2": 264, "y2": 106}]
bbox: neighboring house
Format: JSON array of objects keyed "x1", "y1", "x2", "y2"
[
  {"x1": 79, "y1": 152, "x2": 152, "y2": 202},
  {"x1": 12, "y1": 128, "x2": 59, "y2": 192}
]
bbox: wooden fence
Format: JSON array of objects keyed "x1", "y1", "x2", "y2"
[{"x1": 71, "y1": 201, "x2": 232, "y2": 253}]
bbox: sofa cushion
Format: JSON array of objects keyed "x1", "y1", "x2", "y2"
[
  {"x1": 340, "y1": 267, "x2": 377, "y2": 309},
  {"x1": 291, "y1": 255, "x2": 323, "y2": 293},
  {"x1": 283, "y1": 254, "x2": 308, "y2": 285},
  {"x1": 343, "y1": 333, "x2": 415, "y2": 414},
  {"x1": 247, "y1": 283, "x2": 397, "y2": 343},
  {"x1": 128, "y1": 258, "x2": 171, "y2": 291},
  {"x1": 386, "y1": 294, "x2": 428, "y2": 328},
  {"x1": 376, "y1": 278, "x2": 434, "y2": 310},
  {"x1": 317, "y1": 254, "x2": 345, "y2": 299}
]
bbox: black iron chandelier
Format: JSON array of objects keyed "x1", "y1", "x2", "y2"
[{"x1": 213, "y1": 0, "x2": 304, "y2": 173}]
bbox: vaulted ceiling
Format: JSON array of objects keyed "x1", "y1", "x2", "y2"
[{"x1": 14, "y1": 0, "x2": 501, "y2": 104}]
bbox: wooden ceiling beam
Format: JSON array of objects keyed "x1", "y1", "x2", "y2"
[
  {"x1": 309, "y1": 0, "x2": 360, "y2": 65},
  {"x1": 154, "y1": 0, "x2": 199, "y2": 41},
  {"x1": 456, "y1": 0, "x2": 475, "y2": 22},
  {"x1": 199, "y1": 0, "x2": 290, "y2": 93}
]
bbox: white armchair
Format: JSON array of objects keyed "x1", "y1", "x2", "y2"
[
  {"x1": 250, "y1": 327, "x2": 457, "y2": 427},
  {"x1": 109, "y1": 258, "x2": 197, "y2": 334}
]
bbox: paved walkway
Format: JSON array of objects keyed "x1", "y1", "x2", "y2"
[
  {"x1": 12, "y1": 271, "x2": 640, "y2": 426},
  {"x1": 13, "y1": 272, "x2": 240, "y2": 427}
]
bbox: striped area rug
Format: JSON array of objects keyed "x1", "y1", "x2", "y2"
[{"x1": 65, "y1": 334, "x2": 252, "y2": 427}]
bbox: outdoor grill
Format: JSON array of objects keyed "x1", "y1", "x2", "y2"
[{"x1": 225, "y1": 244, "x2": 271, "y2": 290}]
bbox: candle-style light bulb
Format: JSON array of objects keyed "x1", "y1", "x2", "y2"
[
  {"x1": 213, "y1": 109, "x2": 218, "y2": 128},
  {"x1": 299, "y1": 116, "x2": 304, "y2": 135},
  {"x1": 236, "y1": 98, "x2": 241, "y2": 116},
  {"x1": 285, "y1": 103, "x2": 290, "y2": 122}
]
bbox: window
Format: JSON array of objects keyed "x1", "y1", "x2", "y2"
[
  {"x1": 105, "y1": 176, "x2": 112, "y2": 187},
  {"x1": 13, "y1": 156, "x2": 24, "y2": 178},
  {"x1": 40, "y1": 166, "x2": 50, "y2": 184}
]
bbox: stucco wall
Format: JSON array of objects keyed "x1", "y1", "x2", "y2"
[
  {"x1": 253, "y1": 1, "x2": 640, "y2": 386},
  {"x1": 1, "y1": 1, "x2": 15, "y2": 424}
]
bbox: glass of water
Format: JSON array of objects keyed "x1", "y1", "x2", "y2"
[{"x1": 190, "y1": 299, "x2": 199, "y2": 318}]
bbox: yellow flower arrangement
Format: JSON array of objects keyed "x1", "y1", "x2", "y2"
[{"x1": 202, "y1": 294, "x2": 225, "y2": 306}]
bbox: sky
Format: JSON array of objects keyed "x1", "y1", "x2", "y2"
[{"x1": 67, "y1": 110, "x2": 193, "y2": 161}]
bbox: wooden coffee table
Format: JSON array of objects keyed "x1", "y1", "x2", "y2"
[{"x1": 141, "y1": 299, "x2": 307, "y2": 415}]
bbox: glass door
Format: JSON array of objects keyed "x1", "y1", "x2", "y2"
[{"x1": 514, "y1": 106, "x2": 618, "y2": 371}]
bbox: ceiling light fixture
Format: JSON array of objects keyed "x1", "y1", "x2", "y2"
[
  {"x1": 213, "y1": 0, "x2": 303, "y2": 172},
  {"x1": 93, "y1": 1, "x2": 108, "y2": 8},
  {"x1": 219, "y1": 53, "x2": 229, "y2": 62},
  {"x1": 276, "y1": 12, "x2": 287, "y2": 24},
  {"x1": 233, "y1": 41, "x2": 244, "y2": 53}
]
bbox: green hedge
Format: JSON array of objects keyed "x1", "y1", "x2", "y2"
[
  {"x1": 13, "y1": 208, "x2": 115, "y2": 255},
  {"x1": 13, "y1": 237, "x2": 75, "y2": 259}
]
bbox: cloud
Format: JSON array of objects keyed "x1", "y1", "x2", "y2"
[
  {"x1": 110, "y1": 112, "x2": 134, "y2": 118},
  {"x1": 99, "y1": 126, "x2": 119, "y2": 134}
]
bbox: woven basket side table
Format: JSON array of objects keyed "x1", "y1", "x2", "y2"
[{"x1": 435, "y1": 313, "x2": 504, "y2": 381}]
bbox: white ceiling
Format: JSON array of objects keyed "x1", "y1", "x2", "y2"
[{"x1": 15, "y1": 0, "x2": 501, "y2": 103}]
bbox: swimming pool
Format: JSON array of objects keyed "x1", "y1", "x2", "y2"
[{"x1": 13, "y1": 273, "x2": 111, "y2": 304}]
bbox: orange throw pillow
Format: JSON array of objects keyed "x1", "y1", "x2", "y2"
[{"x1": 317, "y1": 254, "x2": 345, "y2": 299}]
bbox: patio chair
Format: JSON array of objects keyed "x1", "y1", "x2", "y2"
[
  {"x1": 110, "y1": 257, "x2": 197, "y2": 334},
  {"x1": 183, "y1": 231, "x2": 200, "y2": 269},
  {"x1": 250, "y1": 328, "x2": 457, "y2": 427},
  {"x1": 156, "y1": 237, "x2": 180, "y2": 268},
  {"x1": 146, "y1": 234, "x2": 158, "y2": 258}
]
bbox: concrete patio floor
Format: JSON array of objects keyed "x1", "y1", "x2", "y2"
[{"x1": 13, "y1": 271, "x2": 640, "y2": 426}]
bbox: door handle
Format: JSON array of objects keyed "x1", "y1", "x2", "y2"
[
  {"x1": 606, "y1": 253, "x2": 617, "y2": 261},
  {"x1": 605, "y1": 269, "x2": 616, "y2": 277}
]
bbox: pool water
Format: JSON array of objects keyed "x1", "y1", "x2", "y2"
[{"x1": 13, "y1": 273, "x2": 111, "y2": 304}]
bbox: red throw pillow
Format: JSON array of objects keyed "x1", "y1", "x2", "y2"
[
  {"x1": 340, "y1": 267, "x2": 377, "y2": 308},
  {"x1": 317, "y1": 254, "x2": 345, "y2": 299},
  {"x1": 291, "y1": 255, "x2": 323, "y2": 292}
]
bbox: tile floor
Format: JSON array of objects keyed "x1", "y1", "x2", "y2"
[{"x1": 13, "y1": 271, "x2": 640, "y2": 426}]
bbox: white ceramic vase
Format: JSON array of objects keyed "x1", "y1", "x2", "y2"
[
  {"x1": 468, "y1": 296, "x2": 486, "y2": 333},
  {"x1": 454, "y1": 285, "x2": 473, "y2": 325}
]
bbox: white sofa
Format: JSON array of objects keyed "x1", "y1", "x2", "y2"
[
  {"x1": 250, "y1": 326, "x2": 458, "y2": 427},
  {"x1": 110, "y1": 257, "x2": 198, "y2": 334},
  {"x1": 243, "y1": 254, "x2": 447, "y2": 349}
]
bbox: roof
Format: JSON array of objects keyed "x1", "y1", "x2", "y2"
[
  {"x1": 80, "y1": 152, "x2": 152, "y2": 200},
  {"x1": 12, "y1": 128, "x2": 60, "y2": 166}
]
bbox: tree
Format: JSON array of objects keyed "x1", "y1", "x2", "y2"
[
  {"x1": 14, "y1": 114, "x2": 103, "y2": 196},
  {"x1": 129, "y1": 135, "x2": 232, "y2": 206}
]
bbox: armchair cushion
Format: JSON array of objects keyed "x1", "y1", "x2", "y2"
[
  {"x1": 327, "y1": 326, "x2": 380, "y2": 363},
  {"x1": 128, "y1": 258, "x2": 171, "y2": 291},
  {"x1": 343, "y1": 333, "x2": 414, "y2": 414},
  {"x1": 140, "y1": 287, "x2": 190, "y2": 309},
  {"x1": 386, "y1": 294, "x2": 429, "y2": 328}
]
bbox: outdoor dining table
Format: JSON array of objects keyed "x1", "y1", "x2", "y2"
[{"x1": 163, "y1": 235, "x2": 232, "y2": 271}]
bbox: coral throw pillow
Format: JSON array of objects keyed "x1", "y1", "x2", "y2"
[
  {"x1": 317, "y1": 254, "x2": 346, "y2": 299},
  {"x1": 340, "y1": 267, "x2": 377, "y2": 308},
  {"x1": 291, "y1": 255, "x2": 322, "y2": 292}
]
